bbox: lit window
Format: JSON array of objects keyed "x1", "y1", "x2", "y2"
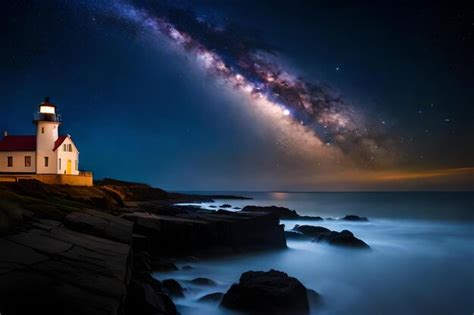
[
  {"x1": 7, "y1": 156, "x2": 13, "y2": 167},
  {"x1": 44, "y1": 157, "x2": 49, "y2": 167},
  {"x1": 25, "y1": 156, "x2": 31, "y2": 167},
  {"x1": 75, "y1": 160, "x2": 78, "y2": 171},
  {"x1": 59, "y1": 158, "x2": 62, "y2": 170}
]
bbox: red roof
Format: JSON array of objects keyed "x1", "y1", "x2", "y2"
[
  {"x1": 0, "y1": 136, "x2": 36, "y2": 151},
  {"x1": 53, "y1": 135, "x2": 68, "y2": 151}
]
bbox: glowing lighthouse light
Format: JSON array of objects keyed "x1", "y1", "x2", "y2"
[
  {"x1": 283, "y1": 109, "x2": 291, "y2": 116},
  {"x1": 39, "y1": 98, "x2": 56, "y2": 114},
  {"x1": 39, "y1": 106, "x2": 55, "y2": 114}
]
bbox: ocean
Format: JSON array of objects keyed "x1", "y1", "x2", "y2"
[{"x1": 155, "y1": 192, "x2": 474, "y2": 315}]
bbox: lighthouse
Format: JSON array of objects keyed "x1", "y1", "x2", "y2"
[
  {"x1": 0, "y1": 97, "x2": 92, "y2": 186},
  {"x1": 34, "y1": 97, "x2": 62, "y2": 174}
]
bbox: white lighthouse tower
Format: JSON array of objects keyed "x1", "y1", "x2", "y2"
[{"x1": 34, "y1": 97, "x2": 61, "y2": 174}]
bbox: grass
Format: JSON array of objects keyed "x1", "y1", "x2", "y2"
[{"x1": 0, "y1": 199, "x2": 24, "y2": 235}]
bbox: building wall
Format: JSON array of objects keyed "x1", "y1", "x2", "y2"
[
  {"x1": 0, "y1": 151, "x2": 36, "y2": 173},
  {"x1": 57, "y1": 137, "x2": 80, "y2": 175},
  {"x1": 0, "y1": 173, "x2": 93, "y2": 186},
  {"x1": 36, "y1": 121, "x2": 59, "y2": 174}
]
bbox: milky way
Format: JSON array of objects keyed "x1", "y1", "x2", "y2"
[{"x1": 84, "y1": 0, "x2": 393, "y2": 168}]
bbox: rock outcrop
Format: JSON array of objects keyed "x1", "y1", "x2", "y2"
[
  {"x1": 64, "y1": 208, "x2": 134, "y2": 244},
  {"x1": 292, "y1": 225, "x2": 331, "y2": 237},
  {"x1": 162, "y1": 279, "x2": 185, "y2": 297},
  {"x1": 315, "y1": 230, "x2": 370, "y2": 248},
  {"x1": 187, "y1": 277, "x2": 216, "y2": 286},
  {"x1": 292, "y1": 224, "x2": 370, "y2": 248},
  {"x1": 198, "y1": 292, "x2": 224, "y2": 303},
  {"x1": 241, "y1": 205, "x2": 323, "y2": 220},
  {"x1": 339, "y1": 214, "x2": 369, "y2": 222},
  {"x1": 0, "y1": 180, "x2": 291, "y2": 315},
  {"x1": 221, "y1": 269, "x2": 310, "y2": 315},
  {"x1": 0, "y1": 218, "x2": 132, "y2": 315},
  {"x1": 121, "y1": 210, "x2": 286, "y2": 257}
]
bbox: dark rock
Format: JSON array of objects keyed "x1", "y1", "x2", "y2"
[
  {"x1": 292, "y1": 225, "x2": 330, "y2": 237},
  {"x1": 150, "y1": 259, "x2": 179, "y2": 272},
  {"x1": 220, "y1": 204, "x2": 232, "y2": 208},
  {"x1": 188, "y1": 277, "x2": 216, "y2": 286},
  {"x1": 291, "y1": 224, "x2": 370, "y2": 249},
  {"x1": 64, "y1": 208, "x2": 134, "y2": 244},
  {"x1": 242, "y1": 205, "x2": 299, "y2": 218},
  {"x1": 209, "y1": 205, "x2": 217, "y2": 208},
  {"x1": 125, "y1": 280, "x2": 177, "y2": 315},
  {"x1": 307, "y1": 288, "x2": 322, "y2": 307},
  {"x1": 134, "y1": 251, "x2": 152, "y2": 273},
  {"x1": 221, "y1": 269, "x2": 309, "y2": 315},
  {"x1": 285, "y1": 230, "x2": 307, "y2": 240},
  {"x1": 233, "y1": 207, "x2": 241, "y2": 210},
  {"x1": 162, "y1": 279, "x2": 185, "y2": 297},
  {"x1": 0, "y1": 224, "x2": 132, "y2": 315},
  {"x1": 340, "y1": 214, "x2": 369, "y2": 222},
  {"x1": 181, "y1": 265, "x2": 193, "y2": 270},
  {"x1": 241, "y1": 205, "x2": 322, "y2": 220},
  {"x1": 315, "y1": 230, "x2": 370, "y2": 249},
  {"x1": 198, "y1": 292, "x2": 224, "y2": 303},
  {"x1": 121, "y1": 211, "x2": 286, "y2": 257}
]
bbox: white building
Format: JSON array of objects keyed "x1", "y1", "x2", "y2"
[{"x1": 0, "y1": 98, "x2": 92, "y2": 186}]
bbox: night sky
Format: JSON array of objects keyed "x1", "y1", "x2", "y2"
[{"x1": 1, "y1": 0, "x2": 473, "y2": 191}]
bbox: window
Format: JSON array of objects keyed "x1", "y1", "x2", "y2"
[
  {"x1": 7, "y1": 156, "x2": 13, "y2": 167},
  {"x1": 59, "y1": 158, "x2": 62, "y2": 170},
  {"x1": 75, "y1": 160, "x2": 78, "y2": 171},
  {"x1": 69, "y1": 144, "x2": 73, "y2": 152},
  {"x1": 44, "y1": 157, "x2": 49, "y2": 167},
  {"x1": 25, "y1": 156, "x2": 31, "y2": 167},
  {"x1": 63, "y1": 144, "x2": 67, "y2": 151},
  {"x1": 41, "y1": 127, "x2": 45, "y2": 134}
]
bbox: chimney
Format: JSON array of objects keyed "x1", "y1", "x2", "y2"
[{"x1": 3, "y1": 131, "x2": 7, "y2": 137}]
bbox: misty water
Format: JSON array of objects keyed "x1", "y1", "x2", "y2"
[{"x1": 156, "y1": 192, "x2": 474, "y2": 315}]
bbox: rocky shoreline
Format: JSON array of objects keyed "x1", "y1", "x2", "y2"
[
  {"x1": 0, "y1": 180, "x2": 370, "y2": 315},
  {"x1": 0, "y1": 180, "x2": 287, "y2": 315}
]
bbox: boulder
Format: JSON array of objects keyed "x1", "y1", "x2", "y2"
[
  {"x1": 162, "y1": 279, "x2": 185, "y2": 297},
  {"x1": 188, "y1": 277, "x2": 216, "y2": 286},
  {"x1": 221, "y1": 269, "x2": 310, "y2": 315},
  {"x1": 315, "y1": 230, "x2": 370, "y2": 249},
  {"x1": 292, "y1": 225, "x2": 370, "y2": 249},
  {"x1": 198, "y1": 292, "x2": 224, "y2": 303},
  {"x1": 340, "y1": 214, "x2": 369, "y2": 222},
  {"x1": 292, "y1": 225, "x2": 330, "y2": 237},
  {"x1": 284, "y1": 230, "x2": 307, "y2": 240}
]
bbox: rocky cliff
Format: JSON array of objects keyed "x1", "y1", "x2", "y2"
[{"x1": 0, "y1": 180, "x2": 286, "y2": 315}]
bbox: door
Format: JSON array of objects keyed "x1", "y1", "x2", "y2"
[{"x1": 67, "y1": 160, "x2": 72, "y2": 174}]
